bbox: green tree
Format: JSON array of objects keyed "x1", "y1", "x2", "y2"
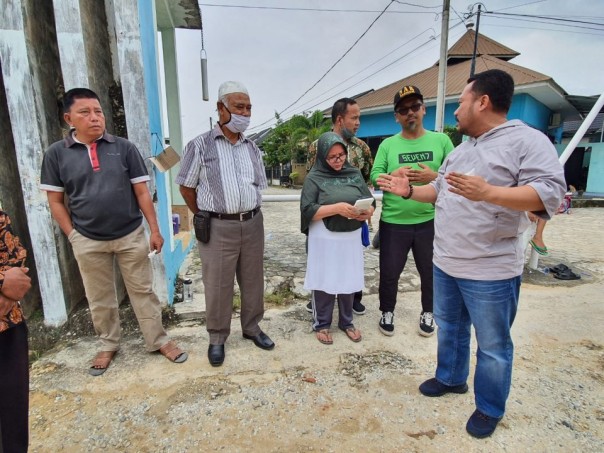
[
  {"x1": 289, "y1": 111, "x2": 331, "y2": 163},
  {"x1": 444, "y1": 125, "x2": 462, "y2": 147},
  {"x1": 262, "y1": 111, "x2": 330, "y2": 166}
]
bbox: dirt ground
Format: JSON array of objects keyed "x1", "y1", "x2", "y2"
[{"x1": 26, "y1": 208, "x2": 604, "y2": 452}]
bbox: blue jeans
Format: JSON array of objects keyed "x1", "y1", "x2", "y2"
[{"x1": 433, "y1": 266, "x2": 520, "y2": 418}]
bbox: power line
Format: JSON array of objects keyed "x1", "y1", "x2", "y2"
[
  {"x1": 480, "y1": 21, "x2": 604, "y2": 37},
  {"x1": 280, "y1": 28, "x2": 435, "y2": 116},
  {"x1": 197, "y1": 3, "x2": 436, "y2": 14},
  {"x1": 484, "y1": 11, "x2": 604, "y2": 28},
  {"x1": 494, "y1": 0, "x2": 547, "y2": 12},
  {"x1": 393, "y1": 0, "x2": 441, "y2": 8},
  {"x1": 247, "y1": 21, "x2": 466, "y2": 133},
  {"x1": 484, "y1": 13, "x2": 604, "y2": 32},
  {"x1": 294, "y1": 23, "x2": 466, "y2": 114},
  {"x1": 250, "y1": 0, "x2": 396, "y2": 131}
]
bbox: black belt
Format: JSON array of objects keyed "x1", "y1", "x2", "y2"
[{"x1": 210, "y1": 207, "x2": 260, "y2": 221}]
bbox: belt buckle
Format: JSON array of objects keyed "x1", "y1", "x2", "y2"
[{"x1": 240, "y1": 212, "x2": 245, "y2": 221}]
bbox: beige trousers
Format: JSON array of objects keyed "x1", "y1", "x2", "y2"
[{"x1": 68, "y1": 225, "x2": 169, "y2": 352}]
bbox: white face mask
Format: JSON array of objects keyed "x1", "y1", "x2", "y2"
[{"x1": 224, "y1": 112, "x2": 250, "y2": 134}]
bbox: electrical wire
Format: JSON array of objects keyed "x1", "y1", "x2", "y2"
[
  {"x1": 279, "y1": 28, "x2": 435, "y2": 116},
  {"x1": 494, "y1": 0, "x2": 547, "y2": 12},
  {"x1": 249, "y1": 0, "x2": 396, "y2": 131},
  {"x1": 480, "y1": 21, "x2": 604, "y2": 37},
  {"x1": 483, "y1": 13, "x2": 604, "y2": 32},
  {"x1": 197, "y1": 3, "x2": 435, "y2": 14},
  {"x1": 247, "y1": 20, "x2": 466, "y2": 133},
  {"x1": 294, "y1": 24, "x2": 466, "y2": 114},
  {"x1": 484, "y1": 11, "x2": 604, "y2": 28}
]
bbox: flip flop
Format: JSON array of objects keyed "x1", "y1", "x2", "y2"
[
  {"x1": 553, "y1": 269, "x2": 581, "y2": 280},
  {"x1": 89, "y1": 350, "x2": 117, "y2": 376},
  {"x1": 530, "y1": 240, "x2": 549, "y2": 256},
  {"x1": 549, "y1": 264, "x2": 569, "y2": 274},
  {"x1": 315, "y1": 329, "x2": 333, "y2": 345},
  {"x1": 339, "y1": 326, "x2": 362, "y2": 343}
]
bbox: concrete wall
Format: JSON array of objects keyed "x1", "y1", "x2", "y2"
[
  {"x1": 509, "y1": 93, "x2": 551, "y2": 132},
  {"x1": 556, "y1": 142, "x2": 604, "y2": 197}
]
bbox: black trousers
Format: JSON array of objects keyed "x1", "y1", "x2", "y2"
[
  {"x1": 0, "y1": 322, "x2": 29, "y2": 453},
  {"x1": 378, "y1": 219, "x2": 434, "y2": 314}
]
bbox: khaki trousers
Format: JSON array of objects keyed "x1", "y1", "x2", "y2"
[
  {"x1": 69, "y1": 225, "x2": 169, "y2": 351},
  {"x1": 198, "y1": 211, "x2": 265, "y2": 344}
]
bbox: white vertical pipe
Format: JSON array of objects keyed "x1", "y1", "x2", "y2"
[{"x1": 435, "y1": 0, "x2": 450, "y2": 132}]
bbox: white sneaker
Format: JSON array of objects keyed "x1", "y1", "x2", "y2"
[
  {"x1": 379, "y1": 311, "x2": 394, "y2": 336},
  {"x1": 418, "y1": 312, "x2": 435, "y2": 337}
]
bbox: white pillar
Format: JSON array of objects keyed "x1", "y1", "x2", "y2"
[
  {"x1": 53, "y1": 0, "x2": 89, "y2": 88},
  {"x1": 0, "y1": 2, "x2": 67, "y2": 326},
  {"x1": 161, "y1": 28, "x2": 186, "y2": 206}
]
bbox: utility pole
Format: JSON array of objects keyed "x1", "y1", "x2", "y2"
[
  {"x1": 435, "y1": 0, "x2": 450, "y2": 132},
  {"x1": 469, "y1": 4, "x2": 483, "y2": 78}
]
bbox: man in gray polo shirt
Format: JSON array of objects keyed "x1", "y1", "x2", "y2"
[
  {"x1": 41, "y1": 88, "x2": 187, "y2": 376},
  {"x1": 377, "y1": 70, "x2": 565, "y2": 438},
  {"x1": 177, "y1": 81, "x2": 274, "y2": 367}
]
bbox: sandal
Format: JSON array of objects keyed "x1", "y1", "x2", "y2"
[
  {"x1": 89, "y1": 350, "x2": 117, "y2": 376},
  {"x1": 340, "y1": 326, "x2": 362, "y2": 343},
  {"x1": 549, "y1": 264, "x2": 569, "y2": 274},
  {"x1": 159, "y1": 340, "x2": 188, "y2": 363},
  {"x1": 553, "y1": 269, "x2": 581, "y2": 280},
  {"x1": 315, "y1": 329, "x2": 333, "y2": 345},
  {"x1": 530, "y1": 240, "x2": 549, "y2": 256}
]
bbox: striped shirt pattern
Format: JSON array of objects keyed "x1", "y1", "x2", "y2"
[{"x1": 176, "y1": 125, "x2": 267, "y2": 214}]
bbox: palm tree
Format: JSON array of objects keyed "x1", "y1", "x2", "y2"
[{"x1": 289, "y1": 111, "x2": 331, "y2": 163}]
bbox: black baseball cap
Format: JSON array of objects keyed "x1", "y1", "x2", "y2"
[{"x1": 393, "y1": 85, "x2": 423, "y2": 110}]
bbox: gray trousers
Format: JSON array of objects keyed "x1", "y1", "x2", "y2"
[
  {"x1": 198, "y1": 211, "x2": 265, "y2": 344},
  {"x1": 311, "y1": 290, "x2": 354, "y2": 331}
]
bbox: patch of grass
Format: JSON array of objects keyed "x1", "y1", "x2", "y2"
[
  {"x1": 265, "y1": 289, "x2": 297, "y2": 307},
  {"x1": 232, "y1": 295, "x2": 241, "y2": 311}
]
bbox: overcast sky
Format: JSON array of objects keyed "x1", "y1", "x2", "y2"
[{"x1": 164, "y1": 0, "x2": 604, "y2": 143}]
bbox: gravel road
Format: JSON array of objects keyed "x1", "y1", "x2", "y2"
[{"x1": 28, "y1": 203, "x2": 604, "y2": 452}]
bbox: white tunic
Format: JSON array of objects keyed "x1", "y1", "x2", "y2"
[{"x1": 304, "y1": 220, "x2": 364, "y2": 294}]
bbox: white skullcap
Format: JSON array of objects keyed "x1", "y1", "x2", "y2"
[{"x1": 218, "y1": 81, "x2": 248, "y2": 99}]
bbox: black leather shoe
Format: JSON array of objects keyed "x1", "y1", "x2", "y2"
[
  {"x1": 207, "y1": 344, "x2": 225, "y2": 367},
  {"x1": 243, "y1": 331, "x2": 275, "y2": 350}
]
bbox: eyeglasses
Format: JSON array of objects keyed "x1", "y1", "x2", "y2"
[
  {"x1": 327, "y1": 152, "x2": 346, "y2": 163},
  {"x1": 396, "y1": 102, "x2": 423, "y2": 115}
]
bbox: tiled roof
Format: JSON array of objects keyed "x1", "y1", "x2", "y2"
[
  {"x1": 563, "y1": 112, "x2": 604, "y2": 135},
  {"x1": 356, "y1": 30, "x2": 554, "y2": 110},
  {"x1": 447, "y1": 30, "x2": 519, "y2": 60}
]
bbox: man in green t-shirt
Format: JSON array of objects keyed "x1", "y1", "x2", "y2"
[{"x1": 370, "y1": 86, "x2": 453, "y2": 338}]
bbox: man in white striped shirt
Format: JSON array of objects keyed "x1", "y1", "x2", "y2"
[{"x1": 177, "y1": 81, "x2": 274, "y2": 367}]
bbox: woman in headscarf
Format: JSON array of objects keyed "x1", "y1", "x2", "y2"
[{"x1": 301, "y1": 132, "x2": 375, "y2": 344}]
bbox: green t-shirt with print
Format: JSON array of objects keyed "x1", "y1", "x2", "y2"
[{"x1": 370, "y1": 130, "x2": 454, "y2": 225}]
